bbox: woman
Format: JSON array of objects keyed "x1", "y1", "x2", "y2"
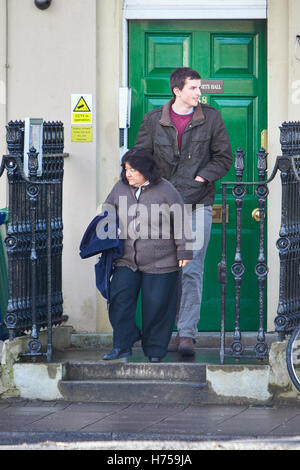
[{"x1": 102, "y1": 148, "x2": 192, "y2": 362}]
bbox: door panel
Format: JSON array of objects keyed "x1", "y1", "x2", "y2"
[
  {"x1": 146, "y1": 34, "x2": 192, "y2": 75},
  {"x1": 211, "y1": 97, "x2": 256, "y2": 183},
  {"x1": 129, "y1": 20, "x2": 267, "y2": 331},
  {"x1": 212, "y1": 35, "x2": 256, "y2": 77},
  {"x1": 145, "y1": 97, "x2": 170, "y2": 113}
]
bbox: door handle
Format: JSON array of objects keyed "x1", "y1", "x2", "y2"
[
  {"x1": 261, "y1": 129, "x2": 268, "y2": 151},
  {"x1": 252, "y1": 208, "x2": 264, "y2": 222}
]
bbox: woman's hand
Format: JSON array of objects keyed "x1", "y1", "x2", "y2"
[{"x1": 179, "y1": 259, "x2": 191, "y2": 268}]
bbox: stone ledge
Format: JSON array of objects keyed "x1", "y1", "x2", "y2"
[
  {"x1": 206, "y1": 341, "x2": 300, "y2": 404},
  {"x1": 71, "y1": 333, "x2": 113, "y2": 348},
  {"x1": 0, "y1": 326, "x2": 73, "y2": 398},
  {"x1": 1, "y1": 325, "x2": 73, "y2": 366},
  {"x1": 207, "y1": 364, "x2": 272, "y2": 402},
  {"x1": 13, "y1": 363, "x2": 65, "y2": 400}
]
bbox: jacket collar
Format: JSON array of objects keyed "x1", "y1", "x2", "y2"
[{"x1": 160, "y1": 98, "x2": 205, "y2": 126}]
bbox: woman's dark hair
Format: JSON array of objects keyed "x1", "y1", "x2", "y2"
[
  {"x1": 169, "y1": 67, "x2": 201, "y2": 98},
  {"x1": 121, "y1": 148, "x2": 162, "y2": 185}
]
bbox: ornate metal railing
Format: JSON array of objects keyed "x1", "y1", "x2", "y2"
[
  {"x1": 0, "y1": 120, "x2": 68, "y2": 362},
  {"x1": 274, "y1": 122, "x2": 300, "y2": 338},
  {"x1": 0, "y1": 209, "x2": 8, "y2": 340},
  {"x1": 219, "y1": 121, "x2": 300, "y2": 364}
]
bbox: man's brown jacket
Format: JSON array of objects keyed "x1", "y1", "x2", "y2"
[{"x1": 134, "y1": 99, "x2": 232, "y2": 206}]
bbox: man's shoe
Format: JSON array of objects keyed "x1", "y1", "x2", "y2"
[
  {"x1": 102, "y1": 348, "x2": 132, "y2": 360},
  {"x1": 178, "y1": 337, "x2": 195, "y2": 357},
  {"x1": 167, "y1": 333, "x2": 180, "y2": 352},
  {"x1": 148, "y1": 356, "x2": 161, "y2": 363}
]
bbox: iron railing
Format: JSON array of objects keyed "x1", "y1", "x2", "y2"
[
  {"x1": 0, "y1": 120, "x2": 68, "y2": 362},
  {"x1": 0, "y1": 209, "x2": 8, "y2": 340},
  {"x1": 218, "y1": 121, "x2": 300, "y2": 364},
  {"x1": 274, "y1": 122, "x2": 300, "y2": 338}
]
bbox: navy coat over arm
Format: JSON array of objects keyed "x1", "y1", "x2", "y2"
[{"x1": 79, "y1": 212, "x2": 124, "y2": 301}]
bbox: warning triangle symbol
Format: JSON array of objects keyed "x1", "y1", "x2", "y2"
[{"x1": 73, "y1": 96, "x2": 91, "y2": 112}]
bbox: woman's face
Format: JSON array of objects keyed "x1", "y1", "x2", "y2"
[{"x1": 125, "y1": 163, "x2": 147, "y2": 187}]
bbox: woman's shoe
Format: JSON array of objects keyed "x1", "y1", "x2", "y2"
[
  {"x1": 148, "y1": 356, "x2": 161, "y2": 363},
  {"x1": 102, "y1": 348, "x2": 132, "y2": 360}
]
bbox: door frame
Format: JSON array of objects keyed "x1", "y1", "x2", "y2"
[{"x1": 124, "y1": 0, "x2": 267, "y2": 20}]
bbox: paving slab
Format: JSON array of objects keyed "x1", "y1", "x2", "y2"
[
  {"x1": 25, "y1": 411, "x2": 114, "y2": 433},
  {"x1": 268, "y1": 413, "x2": 300, "y2": 436},
  {"x1": 82, "y1": 403, "x2": 186, "y2": 433},
  {"x1": 63, "y1": 402, "x2": 130, "y2": 413},
  {"x1": 204, "y1": 407, "x2": 300, "y2": 436},
  {"x1": 142, "y1": 405, "x2": 246, "y2": 435}
]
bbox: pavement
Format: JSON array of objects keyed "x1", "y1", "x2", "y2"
[{"x1": 0, "y1": 398, "x2": 300, "y2": 450}]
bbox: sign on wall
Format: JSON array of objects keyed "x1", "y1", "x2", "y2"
[
  {"x1": 71, "y1": 126, "x2": 93, "y2": 142},
  {"x1": 71, "y1": 94, "x2": 93, "y2": 142}
]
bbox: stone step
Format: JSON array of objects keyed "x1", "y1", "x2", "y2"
[
  {"x1": 71, "y1": 332, "x2": 278, "y2": 350},
  {"x1": 64, "y1": 362, "x2": 207, "y2": 382},
  {"x1": 60, "y1": 360, "x2": 208, "y2": 404},
  {"x1": 58, "y1": 379, "x2": 208, "y2": 404}
]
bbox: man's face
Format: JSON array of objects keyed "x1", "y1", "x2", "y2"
[{"x1": 174, "y1": 78, "x2": 202, "y2": 108}]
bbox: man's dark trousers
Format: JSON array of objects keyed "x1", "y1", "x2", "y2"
[{"x1": 109, "y1": 266, "x2": 179, "y2": 358}]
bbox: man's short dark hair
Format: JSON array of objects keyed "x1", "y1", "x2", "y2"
[
  {"x1": 121, "y1": 148, "x2": 162, "y2": 185},
  {"x1": 169, "y1": 67, "x2": 201, "y2": 98}
]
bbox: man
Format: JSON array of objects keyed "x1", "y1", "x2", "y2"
[{"x1": 134, "y1": 67, "x2": 232, "y2": 356}]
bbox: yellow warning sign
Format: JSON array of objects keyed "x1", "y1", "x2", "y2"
[
  {"x1": 72, "y1": 113, "x2": 92, "y2": 124},
  {"x1": 73, "y1": 96, "x2": 91, "y2": 113},
  {"x1": 71, "y1": 126, "x2": 93, "y2": 142},
  {"x1": 71, "y1": 94, "x2": 93, "y2": 132}
]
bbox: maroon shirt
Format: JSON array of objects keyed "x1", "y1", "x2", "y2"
[{"x1": 170, "y1": 106, "x2": 193, "y2": 152}]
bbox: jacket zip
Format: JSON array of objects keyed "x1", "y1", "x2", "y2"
[
  {"x1": 169, "y1": 123, "x2": 181, "y2": 159},
  {"x1": 161, "y1": 120, "x2": 198, "y2": 160},
  {"x1": 131, "y1": 187, "x2": 146, "y2": 271}
]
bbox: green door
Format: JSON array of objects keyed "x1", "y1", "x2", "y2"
[{"x1": 129, "y1": 20, "x2": 267, "y2": 331}]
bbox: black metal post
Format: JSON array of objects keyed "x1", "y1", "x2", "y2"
[
  {"x1": 231, "y1": 148, "x2": 246, "y2": 357},
  {"x1": 254, "y1": 148, "x2": 269, "y2": 358},
  {"x1": 0, "y1": 120, "x2": 68, "y2": 361},
  {"x1": 46, "y1": 183, "x2": 53, "y2": 363},
  {"x1": 218, "y1": 183, "x2": 228, "y2": 364}
]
